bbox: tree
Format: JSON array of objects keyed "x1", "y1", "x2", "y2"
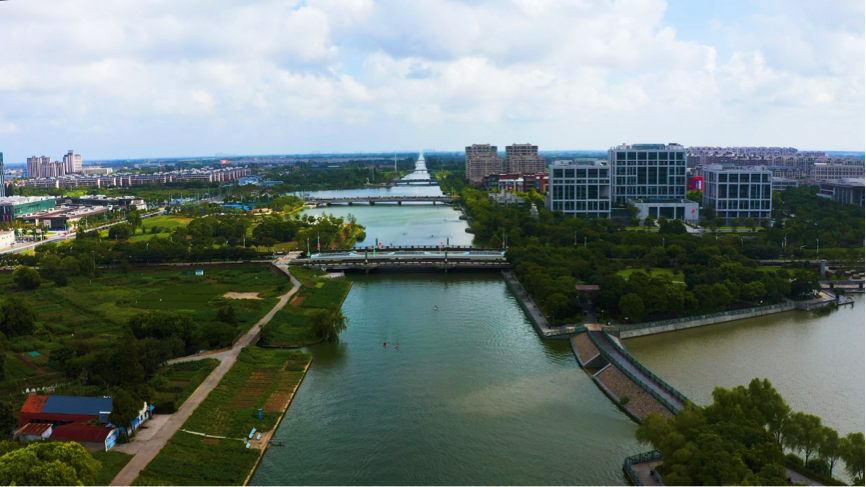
[
  {"x1": 127, "y1": 310, "x2": 200, "y2": 355},
  {"x1": 730, "y1": 218, "x2": 740, "y2": 233},
  {"x1": 117, "y1": 334, "x2": 145, "y2": 385},
  {"x1": 618, "y1": 293, "x2": 646, "y2": 322},
  {"x1": 643, "y1": 216, "x2": 655, "y2": 230},
  {"x1": 783, "y1": 412, "x2": 823, "y2": 463},
  {"x1": 545, "y1": 293, "x2": 570, "y2": 319},
  {"x1": 744, "y1": 217, "x2": 756, "y2": 233},
  {"x1": 841, "y1": 432, "x2": 865, "y2": 485},
  {"x1": 108, "y1": 223, "x2": 132, "y2": 241},
  {"x1": 109, "y1": 389, "x2": 144, "y2": 438},
  {"x1": 0, "y1": 441, "x2": 100, "y2": 486},
  {"x1": 0, "y1": 297, "x2": 37, "y2": 337},
  {"x1": 817, "y1": 426, "x2": 842, "y2": 477},
  {"x1": 309, "y1": 307, "x2": 348, "y2": 343},
  {"x1": 12, "y1": 265, "x2": 41, "y2": 290},
  {"x1": 120, "y1": 259, "x2": 132, "y2": 274},
  {"x1": 215, "y1": 305, "x2": 239, "y2": 327},
  {"x1": 0, "y1": 403, "x2": 17, "y2": 440},
  {"x1": 200, "y1": 321, "x2": 237, "y2": 349}
]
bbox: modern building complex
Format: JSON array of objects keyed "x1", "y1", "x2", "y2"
[
  {"x1": 609, "y1": 143, "x2": 687, "y2": 204},
  {"x1": 465, "y1": 144, "x2": 503, "y2": 184},
  {"x1": 23, "y1": 166, "x2": 250, "y2": 188},
  {"x1": 817, "y1": 179, "x2": 865, "y2": 207},
  {"x1": 702, "y1": 165, "x2": 773, "y2": 223},
  {"x1": 27, "y1": 155, "x2": 67, "y2": 178},
  {"x1": 546, "y1": 160, "x2": 611, "y2": 219},
  {"x1": 16, "y1": 394, "x2": 152, "y2": 452},
  {"x1": 505, "y1": 144, "x2": 546, "y2": 174},
  {"x1": 0, "y1": 196, "x2": 56, "y2": 223}
]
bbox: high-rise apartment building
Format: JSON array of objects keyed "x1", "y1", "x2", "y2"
[
  {"x1": 505, "y1": 144, "x2": 546, "y2": 174},
  {"x1": 26, "y1": 155, "x2": 66, "y2": 178},
  {"x1": 465, "y1": 144, "x2": 502, "y2": 184},
  {"x1": 609, "y1": 143, "x2": 687, "y2": 203},
  {"x1": 63, "y1": 150, "x2": 82, "y2": 173},
  {"x1": 702, "y1": 165, "x2": 772, "y2": 223},
  {"x1": 546, "y1": 160, "x2": 611, "y2": 219}
]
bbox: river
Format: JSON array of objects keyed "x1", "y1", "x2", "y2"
[{"x1": 251, "y1": 160, "x2": 864, "y2": 485}]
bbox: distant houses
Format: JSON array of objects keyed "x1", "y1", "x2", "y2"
[{"x1": 14, "y1": 394, "x2": 153, "y2": 452}]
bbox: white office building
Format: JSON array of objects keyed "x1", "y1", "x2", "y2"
[
  {"x1": 702, "y1": 165, "x2": 772, "y2": 223},
  {"x1": 546, "y1": 160, "x2": 611, "y2": 219}
]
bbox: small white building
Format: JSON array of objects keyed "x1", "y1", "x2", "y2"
[
  {"x1": 0, "y1": 230, "x2": 15, "y2": 248},
  {"x1": 16, "y1": 423, "x2": 52, "y2": 441}
]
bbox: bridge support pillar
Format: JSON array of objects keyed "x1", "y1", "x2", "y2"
[{"x1": 398, "y1": 201, "x2": 402, "y2": 205}]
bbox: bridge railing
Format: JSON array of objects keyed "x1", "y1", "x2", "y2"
[
  {"x1": 586, "y1": 332, "x2": 681, "y2": 415},
  {"x1": 623, "y1": 450, "x2": 662, "y2": 486},
  {"x1": 608, "y1": 302, "x2": 795, "y2": 334},
  {"x1": 601, "y1": 329, "x2": 688, "y2": 407}
]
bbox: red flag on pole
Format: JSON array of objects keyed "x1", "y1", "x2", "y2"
[{"x1": 691, "y1": 209, "x2": 695, "y2": 213}]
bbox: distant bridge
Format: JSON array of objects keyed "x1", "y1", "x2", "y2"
[
  {"x1": 291, "y1": 249, "x2": 508, "y2": 272},
  {"x1": 393, "y1": 179, "x2": 439, "y2": 186},
  {"x1": 304, "y1": 195, "x2": 453, "y2": 206}
]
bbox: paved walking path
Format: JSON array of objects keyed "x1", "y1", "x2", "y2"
[{"x1": 110, "y1": 266, "x2": 301, "y2": 486}]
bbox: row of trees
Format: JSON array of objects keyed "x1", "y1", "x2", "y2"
[{"x1": 636, "y1": 378, "x2": 864, "y2": 485}]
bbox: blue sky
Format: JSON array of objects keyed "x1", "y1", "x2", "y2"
[{"x1": 0, "y1": 0, "x2": 862, "y2": 162}]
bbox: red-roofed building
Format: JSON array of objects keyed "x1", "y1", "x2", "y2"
[
  {"x1": 49, "y1": 423, "x2": 119, "y2": 452},
  {"x1": 16, "y1": 423, "x2": 52, "y2": 441}
]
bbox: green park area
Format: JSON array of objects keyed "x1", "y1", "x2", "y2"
[
  {"x1": 259, "y1": 267, "x2": 352, "y2": 348},
  {"x1": 0, "y1": 265, "x2": 290, "y2": 395},
  {"x1": 616, "y1": 267, "x2": 685, "y2": 283},
  {"x1": 150, "y1": 359, "x2": 219, "y2": 414},
  {"x1": 134, "y1": 347, "x2": 311, "y2": 486}
]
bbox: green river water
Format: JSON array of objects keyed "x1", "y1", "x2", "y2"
[{"x1": 251, "y1": 174, "x2": 864, "y2": 485}]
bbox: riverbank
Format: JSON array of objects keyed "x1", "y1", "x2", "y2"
[{"x1": 501, "y1": 271, "x2": 584, "y2": 338}]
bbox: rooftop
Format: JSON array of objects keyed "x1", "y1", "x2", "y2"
[
  {"x1": 22, "y1": 394, "x2": 113, "y2": 416},
  {"x1": 50, "y1": 423, "x2": 115, "y2": 443},
  {"x1": 17, "y1": 423, "x2": 52, "y2": 436},
  {"x1": 611, "y1": 143, "x2": 684, "y2": 151},
  {"x1": 0, "y1": 196, "x2": 54, "y2": 205}
]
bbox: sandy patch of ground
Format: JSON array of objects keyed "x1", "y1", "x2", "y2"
[
  {"x1": 290, "y1": 295, "x2": 306, "y2": 306},
  {"x1": 223, "y1": 292, "x2": 262, "y2": 299}
]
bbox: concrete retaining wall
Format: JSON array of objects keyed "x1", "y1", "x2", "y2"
[{"x1": 619, "y1": 304, "x2": 798, "y2": 339}]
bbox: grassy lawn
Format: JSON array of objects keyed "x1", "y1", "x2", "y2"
[
  {"x1": 93, "y1": 450, "x2": 134, "y2": 486},
  {"x1": 260, "y1": 306, "x2": 316, "y2": 347},
  {"x1": 0, "y1": 266, "x2": 290, "y2": 395},
  {"x1": 152, "y1": 359, "x2": 220, "y2": 414},
  {"x1": 141, "y1": 215, "x2": 192, "y2": 230},
  {"x1": 616, "y1": 267, "x2": 685, "y2": 282},
  {"x1": 134, "y1": 347, "x2": 310, "y2": 486}
]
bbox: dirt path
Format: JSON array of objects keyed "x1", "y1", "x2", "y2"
[{"x1": 110, "y1": 266, "x2": 301, "y2": 486}]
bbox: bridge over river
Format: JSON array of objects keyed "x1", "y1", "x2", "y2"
[
  {"x1": 393, "y1": 179, "x2": 439, "y2": 186},
  {"x1": 291, "y1": 249, "x2": 508, "y2": 272},
  {"x1": 305, "y1": 195, "x2": 453, "y2": 206}
]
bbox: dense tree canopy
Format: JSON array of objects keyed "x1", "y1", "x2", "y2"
[{"x1": 0, "y1": 441, "x2": 100, "y2": 486}]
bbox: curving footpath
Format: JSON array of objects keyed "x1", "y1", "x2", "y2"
[{"x1": 110, "y1": 265, "x2": 301, "y2": 486}]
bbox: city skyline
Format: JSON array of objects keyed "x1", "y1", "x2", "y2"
[{"x1": 0, "y1": 0, "x2": 863, "y2": 162}]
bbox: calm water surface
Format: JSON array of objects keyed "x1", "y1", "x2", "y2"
[
  {"x1": 626, "y1": 295, "x2": 865, "y2": 435},
  {"x1": 254, "y1": 167, "x2": 865, "y2": 484},
  {"x1": 251, "y1": 274, "x2": 640, "y2": 485}
]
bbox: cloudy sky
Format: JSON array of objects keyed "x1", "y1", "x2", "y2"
[{"x1": 0, "y1": 0, "x2": 863, "y2": 162}]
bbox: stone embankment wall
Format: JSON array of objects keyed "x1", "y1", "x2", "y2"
[
  {"x1": 618, "y1": 303, "x2": 798, "y2": 339},
  {"x1": 571, "y1": 334, "x2": 600, "y2": 366},
  {"x1": 594, "y1": 366, "x2": 673, "y2": 420}
]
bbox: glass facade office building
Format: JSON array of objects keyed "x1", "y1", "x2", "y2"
[
  {"x1": 702, "y1": 165, "x2": 772, "y2": 222},
  {"x1": 609, "y1": 144, "x2": 687, "y2": 204},
  {"x1": 546, "y1": 160, "x2": 611, "y2": 219}
]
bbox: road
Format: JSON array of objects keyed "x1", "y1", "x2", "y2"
[{"x1": 110, "y1": 264, "x2": 301, "y2": 486}]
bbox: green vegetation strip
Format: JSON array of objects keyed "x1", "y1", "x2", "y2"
[
  {"x1": 150, "y1": 359, "x2": 219, "y2": 414},
  {"x1": 134, "y1": 347, "x2": 310, "y2": 485},
  {"x1": 93, "y1": 451, "x2": 134, "y2": 486}
]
